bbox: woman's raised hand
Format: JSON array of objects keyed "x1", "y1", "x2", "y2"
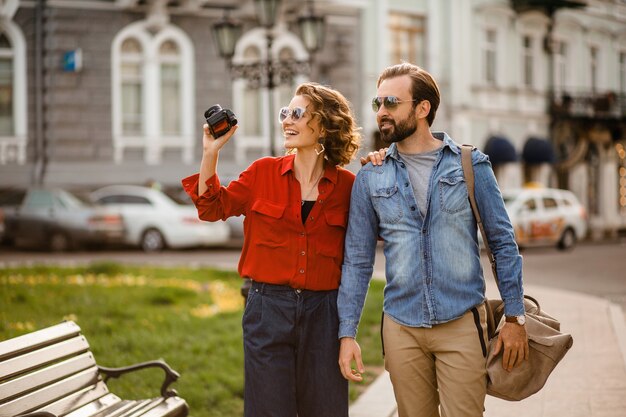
[{"x1": 202, "y1": 123, "x2": 238, "y2": 154}]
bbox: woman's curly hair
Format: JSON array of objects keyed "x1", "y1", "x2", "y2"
[{"x1": 292, "y1": 82, "x2": 361, "y2": 167}]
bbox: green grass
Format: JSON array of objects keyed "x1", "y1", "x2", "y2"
[{"x1": 0, "y1": 262, "x2": 385, "y2": 416}]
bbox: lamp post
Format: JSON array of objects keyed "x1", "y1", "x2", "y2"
[{"x1": 212, "y1": 0, "x2": 325, "y2": 157}]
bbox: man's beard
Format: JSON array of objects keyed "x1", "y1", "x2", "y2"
[{"x1": 379, "y1": 112, "x2": 418, "y2": 143}]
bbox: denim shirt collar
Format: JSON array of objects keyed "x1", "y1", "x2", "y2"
[{"x1": 384, "y1": 132, "x2": 460, "y2": 162}]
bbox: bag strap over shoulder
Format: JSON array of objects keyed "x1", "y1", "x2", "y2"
[{"x1": 460, "y1": 145, "x2": 499, "y2": 289}]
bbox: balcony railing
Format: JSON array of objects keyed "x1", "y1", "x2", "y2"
[{"x1": 550, "y1": 91, "x2": 626, "y2": 120}]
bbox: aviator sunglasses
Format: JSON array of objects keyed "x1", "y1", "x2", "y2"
[
  {"x1": 279, "y1": 106, "x2": 307, "y2": 123},
  {"x1": 371, "y1": 96, "x2": 419, "y2": 112}
]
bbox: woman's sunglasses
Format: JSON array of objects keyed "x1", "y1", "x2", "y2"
[
  {"x1": 371, "y1": 96, "x2": 419, "y2": 112},
  {"x1": 279, "y1": 106, "x2": 307, "y2": 123}
]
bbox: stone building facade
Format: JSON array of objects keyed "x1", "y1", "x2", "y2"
[
  {"x1": 1, "y1": 0, "x2": 625, "y2": 237},
  {"x1": 0, "y1": 0, "x2": 363, "y2": 188}
]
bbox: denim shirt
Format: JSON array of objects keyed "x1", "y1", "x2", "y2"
[{"x1": 338, "y1": 132, "x2": 524, "y2": 338}]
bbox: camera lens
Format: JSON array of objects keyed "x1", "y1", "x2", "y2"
[{"x1": 204, "y1": 105, "x2": 223, "y2": 119}]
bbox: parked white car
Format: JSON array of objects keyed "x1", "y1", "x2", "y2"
[
  {"x1": 501, "y1": 186, "x2": 588, "y2": 250},
  {"x1": 169, "y1": 181, "x2": 244, "y2": 242},
  {"x1": 90, "y1": 185, "x2": 230, "y2": 252}
]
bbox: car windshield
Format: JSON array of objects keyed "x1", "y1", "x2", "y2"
[
  {"x1": 55, "y1": 189, "x2": 87, "y2": 209},
  {"x1": 162, "y1": 187, "x2": 192, "y2": 206}
]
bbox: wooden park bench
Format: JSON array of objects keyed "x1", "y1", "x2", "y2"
[{"x1": 0, "y1": 321, "x2": 188, "y2": 417}]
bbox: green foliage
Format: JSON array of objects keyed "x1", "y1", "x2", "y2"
[{"x1": 0, "y1": 265, "x2": 385, "y2": 416}]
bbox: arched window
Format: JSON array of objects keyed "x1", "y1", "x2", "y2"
[
  {"x1": 0, "y1": 21, "x2": 26, "y2": 165},
  {"x1": 112, "y1": 22, "x2": 194, "y2": 165},
  {"x1": 0, "y1": 33, "x2": 13, "y2": 135},
  {"x1": 159, "y1": 40, "x2": 181, "y2": 136},
  {"x1": 120, "y1": 38, "x2": 143, "y2": 136}
]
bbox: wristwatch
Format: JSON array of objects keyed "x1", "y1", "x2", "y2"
[{"x1": 505, "y1": 315, "x2": 526, "y2": 325}]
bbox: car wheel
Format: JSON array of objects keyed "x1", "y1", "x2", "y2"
[
  {"x1": 49, "y1": 232, "x2": 72, "y2": 252},
  {"x1": 141, "y1": 228, "x2": 165, "y2": 252},
  {"x1": 557, "y1": 228, "x2": 576, "y2": 251}
]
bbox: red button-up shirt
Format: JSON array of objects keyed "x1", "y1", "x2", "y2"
[{"x1": 181, "y1": 155, "x2": 355, "y2": 291}]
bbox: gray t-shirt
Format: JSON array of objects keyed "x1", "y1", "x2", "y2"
[{"x1": 399, "y1": 147, "x2": 442, "y2": 216}]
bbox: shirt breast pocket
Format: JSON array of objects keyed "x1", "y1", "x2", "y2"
[
  {"x1": 250, "y1": 199, "x2": 287, "y2": 247},
  {"x1": 371, "y1": 185, "x2": 403, "y2": 224},
  {"x1": 438, "y1": 176, "x2": 469, "y2": 214}
]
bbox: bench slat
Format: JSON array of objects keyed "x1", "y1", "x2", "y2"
[
  {"x1": 0, "y1": 322, "x2": 81, "y2": 361},
  {"x1": 122, "y1": 399, "x2": 164, "y2": 417},
  {"x1": 138, "y1": 398, "x2": 188, "y2": 417},
  {"x1": 104, "y1": 400, "x2": 154, "y2": 417},
  {"x1": 58, "y1": 393, "x2": 122, "y2": 417},
  {"x1": 0, "y1": 321, "x2": 188, "y2": 417},
  {"x1": 0, "y1": 336, "x2": 90, "y2": 383},
  {"x1": 36, "y1": 383, "x2": 112, "y2": 417},
  {"x1": 0, "y1": 367, "x2": 100, "y2": 415},
  {"x1": 0, "y1": 352, "x2": 97, "y2": 402},
  {"x1": 0, "y1": 352, "x2": 96, "y2": 402},
  {"x1": 65, "y1": 397, "x2": 141, "y2": 417}
]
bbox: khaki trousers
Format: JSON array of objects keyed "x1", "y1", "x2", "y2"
[{"x1": 382, "y1": 306, "x2": 488, "y2": 417}]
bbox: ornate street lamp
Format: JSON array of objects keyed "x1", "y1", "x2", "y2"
[
  {"x1": 212, "y1": 11, "x2": 242, "y2": 61},
  {"x1": 212, "y1": 0, "x2": 326, "y2": 156}
]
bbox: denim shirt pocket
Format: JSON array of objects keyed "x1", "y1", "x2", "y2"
[
  {"x1": 438, "y1": 176, "x2": 469, "y2": 214},
  {"x1": 371, "y1": 184, "x2": 403, "y2": 224}
]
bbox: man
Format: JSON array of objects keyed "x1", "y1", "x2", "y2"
[{"x1": 337, "y1": 63, "x2": 528, "y2": 417}]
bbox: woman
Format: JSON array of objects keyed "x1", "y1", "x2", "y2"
[{"x1": 182, "y1": 82, "x2": 361, "y2": 417}]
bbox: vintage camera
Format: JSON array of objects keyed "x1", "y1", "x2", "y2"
[{"x1": 204, "y1": 104, "x2": 238, "y2": 138}]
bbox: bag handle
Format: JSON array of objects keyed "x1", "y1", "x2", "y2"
[
  {"x1": 460, "y1": 145, "x2": 498, "y2": 288},
  {"x1": 461, "y1": 145, "x2": 498, "y2": 337},
  {"x1": 461, "y1": 145, "x2": 535, "y2": 334}
]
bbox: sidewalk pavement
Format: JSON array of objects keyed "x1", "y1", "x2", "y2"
[{"x1": 349, "y1": 282, "x2": 626, "y2": 417}]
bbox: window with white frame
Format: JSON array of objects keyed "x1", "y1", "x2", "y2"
[
  {"x1": 522, "y1": 35, "x2": 534, "y2": 88},
  {"x1": 0, "y1": 21, "x2": 26, "y2": 165},
  {"x1": 554, "y1": 40, "x2": 568, "y2": 94},
  {"x1": 483, "y1": 29, "x2": 497, "y2": 85},
  {"x1": 0, "y1": 32, "x2": 13, "y2": 135},
  {"x1": 120, "y1": 38, "x2": 143, "y2": 136},
  {"x1": 159, "y1": 40, "x2": 181, "y2": 136},
  {"x1": 590, "y1": 45, "x2": 599, "y2": 93},
  {"x1": 620, "y1": 51, "x2": 626, "y2": 94},
  {"x1": 388, "y1": 12, "x2": 426, "y2": 66},
  {"x1": 112, "y1": 22, "x2": 194, "y2": 165}
]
